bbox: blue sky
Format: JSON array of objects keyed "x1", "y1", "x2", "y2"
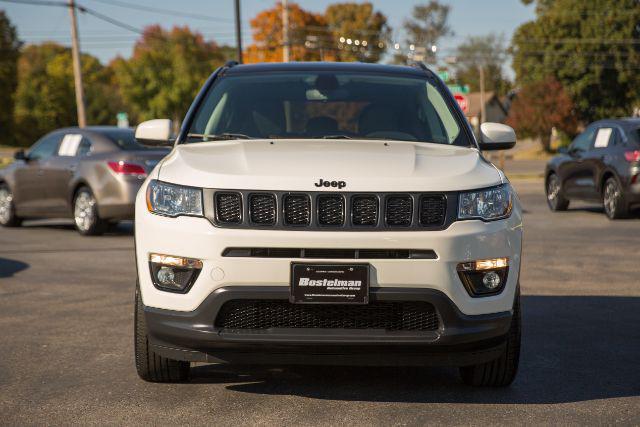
[{"x1": 3, "y1": 0, "x2": 535, "y2": 73}]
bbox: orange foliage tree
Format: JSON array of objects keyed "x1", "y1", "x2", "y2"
[
  {"x1": 244, "y1": 2, "x2": 330, "y2": 63},
  {"x1": 506, "y1": 76, "x2": 578, "y2": 152}
]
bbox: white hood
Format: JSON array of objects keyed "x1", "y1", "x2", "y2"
[{"x1": 158, "y1": 139, "x2": 502, "y2": 192}]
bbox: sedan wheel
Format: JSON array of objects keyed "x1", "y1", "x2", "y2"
[
  {"x1": 73, "y1": 187, "x2": 107, "y2": 235},
  {"x1": 0, "y1": 185, "x2": 22, "y2": 227},
  {"x1": 603, "y1": 178, "x2": 627, "y2": 220}
]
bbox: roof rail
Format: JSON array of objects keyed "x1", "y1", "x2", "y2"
[{"x1": 409, "y1": 61, "x2": 429, "y2": 71}]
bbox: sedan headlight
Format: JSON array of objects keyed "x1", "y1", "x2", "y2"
[
  {"x1": 458, "y1": 184, "x2": 513, "y2": 221},
  {"x1": 146, "y1": 180, "x2": 203, "y2": 217}
]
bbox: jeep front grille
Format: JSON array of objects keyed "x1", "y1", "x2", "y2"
[
  {"x1": 249, "y1": 193, "x2": 276, "y2": 225},
  {"x1": 215, "y1": 300, "x2": 440, "y2": 331},
  {"x1": 214, "y1": 193, "x2": 242, "y2": 224},
  {"x1": 210, "y1": 190, "x2": 452, "y2": 231}
]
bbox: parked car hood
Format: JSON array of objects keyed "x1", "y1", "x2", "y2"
[{"x1": 158, "y1": 139, "x2": 503, "y2": 192}]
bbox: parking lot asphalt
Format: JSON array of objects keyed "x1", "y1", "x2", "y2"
[{"x1": 0, "y1": 179, "x2": 639, "y2": 425}]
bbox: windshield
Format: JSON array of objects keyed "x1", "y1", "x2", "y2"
[{"x1": 186, "y1": 72, "x2": 468, "y2": 146}]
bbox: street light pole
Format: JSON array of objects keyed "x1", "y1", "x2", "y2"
[
  {"x1": 234, "y1": 0, "x2": 243, "y2": 63},
  {"x1": 68, "y1": 0, "x2": 86, "y2": 128},
  {"x1": 282, "y1": 0, "x2": 290, "y2": 62}
]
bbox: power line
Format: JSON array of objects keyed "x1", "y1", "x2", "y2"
[
  {"x1": 0, "y1": 0, "x2": 143, "y2": 34},
  {"x1": 86, "y1": 0, "x2": 233, "y2": 23}
]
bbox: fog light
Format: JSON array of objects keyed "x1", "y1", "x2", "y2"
[
  {"x1": 482, "y1": 271, "x2": 501, "y2": 289},
  {"x1": 149, "y1": 253, "x2": 202, "y2": 293},
  {"x1": 156, "y1": 266, "x2": 176, "y2": 286},
  {"x1": 457, "y1": 258, "x2": 509, "y2": 297}
]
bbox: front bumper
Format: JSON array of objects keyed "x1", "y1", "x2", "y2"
[{"x1": 145, "y1": 286, "x2": 513, "y2": 366}]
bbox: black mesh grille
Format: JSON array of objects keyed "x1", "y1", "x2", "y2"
[
  {"x1": 317, "y1": 195, "x2": 345, "y2": 226},
  {"x1": 386, "y1": 196, "x2": 413, "y2": 226},
  {"x1": 284, "y1": 194, "x2": 311, "y2": 225},
  {"x1": 420, "y1": 195, "x2": 446, "y2": 226},
  {"x1": 215, "y1": 300, "x2": 439, "y2": 331},
  {"x1": 249, "y1": 194, "x2": 276, "y2": 225},
  {"x1": 215, "y1": 193, "x2": 242, "y2": 224},
  {"x1": 352, "y1": 196, "x2": 378, "y2": 226}
]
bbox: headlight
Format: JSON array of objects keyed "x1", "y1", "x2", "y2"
[
  {"x1": 146, "y1": 180, "x2": 203, "y2": 217},
  {"x1": 458, "y1": 184, "x2": 512, "y2": 221}
]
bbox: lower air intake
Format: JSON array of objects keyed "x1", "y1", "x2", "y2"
[{"x1": 215, "y1": 300, "x2": 439, "y2": 331}]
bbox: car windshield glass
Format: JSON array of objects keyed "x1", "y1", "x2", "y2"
[
  {"x1": 101, "y1": 129, "x2": 148, "y2": 151},
  {"x1": 187, "y1": 72, "x2": 467, "y2": 146}
]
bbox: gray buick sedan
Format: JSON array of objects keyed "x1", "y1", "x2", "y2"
[{"x1": 0, "y1": 126, "x2": 169, "y2": 235}]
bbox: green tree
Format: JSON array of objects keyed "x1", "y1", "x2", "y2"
[
  {"x1": 114, "y1": 25, "x2": 231, "y2": 125},
  {"x1": 395, "y1": 1, "x2": 452, "y2": 64},
  {"x1": 452, "y1": 34, "x2": 511, "y2": 95},
  {"x1": 0, "y1": 11, "x2": 22, "y2": 145},
  {"x1": 511, "y1": 0, "x2": 640, "y2": 123},
  {"x1": 506, "y1": 76, "x2": 578, "y2": 151},
  {"x1": 324, "y1": 2, "x2": 390, "y2": 63},
  {"x1": 13, "y1": 43, "x2": 120, "y2": 146}
]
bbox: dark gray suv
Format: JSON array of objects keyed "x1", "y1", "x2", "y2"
[{"x1": 545, "y1": 118, "x2": 640, "y2": 219}]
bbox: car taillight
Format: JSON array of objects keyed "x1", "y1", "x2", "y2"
[
  {"x1": 107, "y1": 161, "x2": 147, "y2": 176},
  {"x1": 624, "y1": 151, "x2": 640, "y2": 162}
]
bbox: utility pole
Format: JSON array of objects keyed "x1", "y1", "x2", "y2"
[
  {"x1": 478, "y1": 64, "x2": 486, "y2": 125},
  {"x1": 282, "y1": 0, "x2": 290, "y2": 62},
  {"x1": 68, "y1": 0, "x2": 86, "y2": 128},
  {"x1": 234, "y1": 0, "x2": 243, "y2": 63}
]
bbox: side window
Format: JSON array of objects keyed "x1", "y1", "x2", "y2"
[
  {"x1": 76, "y1": 137, "x2": 92, "y2": 156},
  {"x1": 571, "y1": 127, "x2": 596, "y2": 152},
  {"x1": 28, "y1": 133, "x2": 62, "y2": 160},
  {"x1": 593, "y1": 127, "x2": 614, "y2": 149},
  {"x1": 58, "y1": 134, "x2": 92, "y2": 156}
]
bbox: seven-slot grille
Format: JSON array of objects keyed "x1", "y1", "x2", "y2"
[
  {"x1": 215, "y1": 300, "x2": 439, "y2": 331},
  {"x1": 212, "y1": 191, "x2": 448, "y2": 230}
]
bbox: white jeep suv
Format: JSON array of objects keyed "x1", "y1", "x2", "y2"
[{"x1": 133, "y1": 62, "x2": 523, "y2": 387}]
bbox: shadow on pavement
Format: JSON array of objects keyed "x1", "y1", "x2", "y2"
[
  {"x1": 21, "y1": 220, "x2": 134, "y2": 236},
  {"x1": 190, "y1": 295, "x2": 640, "y2": 404},
  {"x1": 0, "y1": 257, "x2": 29, "y2": 278}
]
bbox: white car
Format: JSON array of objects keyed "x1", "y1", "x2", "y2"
[{"x1": 133, "y1": 62, "x2": 523, "y2": 386}]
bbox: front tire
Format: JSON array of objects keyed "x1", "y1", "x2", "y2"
[
  {"x1": 135, "y1": 289, "x2": 190, "y2": 382},
  {"x1": 459, "y1": 291, "x2": 521, "y2": 387},
  {"x1": 73, "y1": 186, "x2": 108, "y2": 235},
  {"x1": 0, "y1": 183, "x2": 22, "y2": 227},
  {"x1": 603, "y1": 177, "x2": 628, "y2": 220},
  {"x1": 546, "y1": 173, "x2": 569, "y2": 211}
]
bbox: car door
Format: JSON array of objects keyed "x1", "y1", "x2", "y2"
[
  {"x1": 13, "y1": 132, "x2": 63, "y2": 214},
  {"x1": 41, "y1": 133, "x2": 91, "y2": 215},
  {"x1": 583, "y1": 126, "x2": 617, "y2": 200},
  {"x1": 559, "y1": 126, "x2": 597, "y2": 199}
]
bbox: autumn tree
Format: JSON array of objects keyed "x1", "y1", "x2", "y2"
[
  {"x1": 511, "y1": 0, "x2": 640, "y2": 122},
  {"x1": 0, "y1": 11, "x2": 22, "y2": 145},
  {"x1": 452, "y1": 34, "x2": 511, "y2": 95},
  {"x1": 244, "y1": 2, "x2": 328, "y2": 63},
  {"x1": 506, "y1": 77, "x2": 578, "y2": 152},
  {"x1": 113, "y1": 25, "x2": 230, "y2": 126},
  {"x1": 395, "y1": 1, "x2": 451, "y2": 64},
  {"x1": 13, "y1": 43, "x2": 120, "y2": 146},
  {"x1": 324, "y1": 2, "x2": 390, "y2": 63}
]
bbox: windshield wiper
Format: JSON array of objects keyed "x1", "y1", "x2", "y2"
[
  {"x1": 186, "y1": 133, "x2": 253, "y2": 141},
  {"x1": 316, "y1": 135, "x2": 353, "y2": 139}
]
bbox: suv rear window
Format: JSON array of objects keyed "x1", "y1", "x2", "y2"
[{"x1": 187, "y1": 72, "x2": 467, "y2": 146}]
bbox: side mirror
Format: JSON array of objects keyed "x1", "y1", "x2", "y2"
[
  {"x1": 135, "y1": 119, "x2": 174, "y2": 146},
  {"x1": 478, "y1": 122, "x2": 516, "y2": 151},
  {"x1": 557, "y1": 146, "x2": 569, "y2": 155},
  {"x1": 13, "y1": 149, "x2": 27, "y2": 161}
]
